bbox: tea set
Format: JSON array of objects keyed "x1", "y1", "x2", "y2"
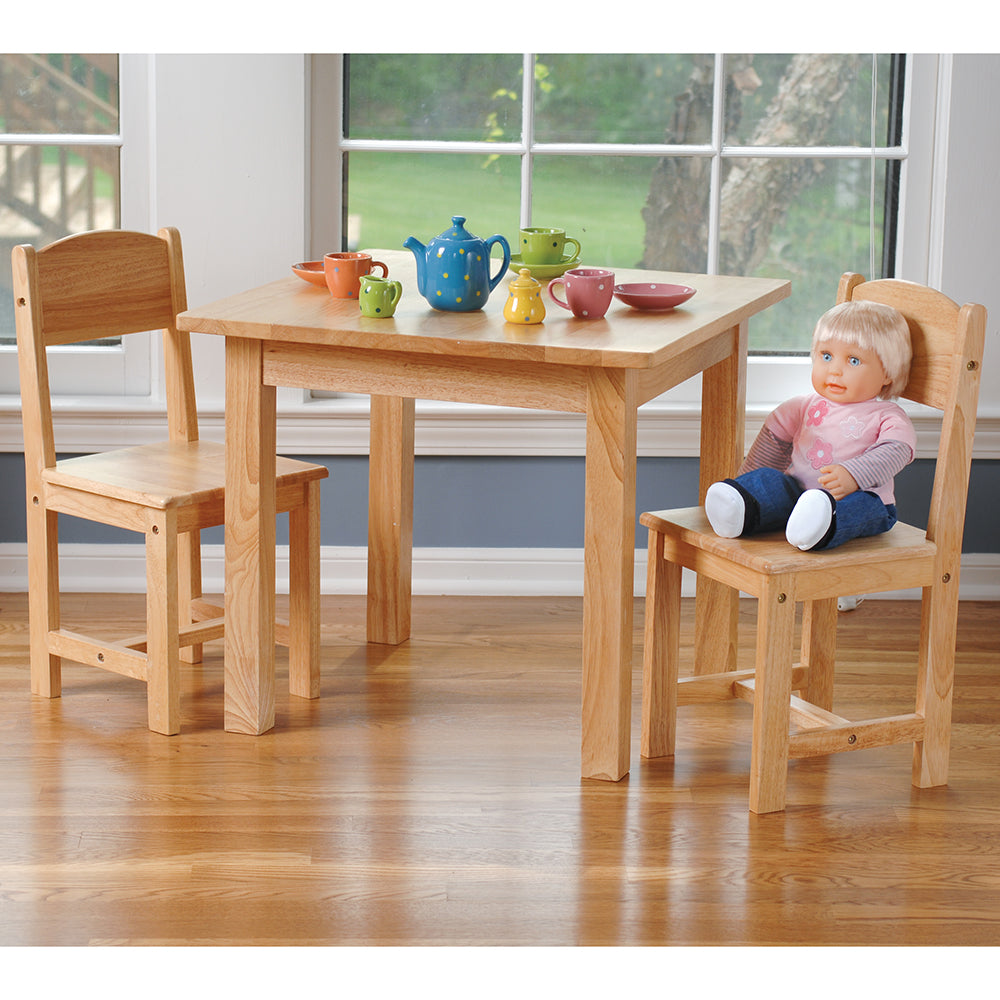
[{"x1": 291, "y1": 214, "x2": 696, "y2": 324}]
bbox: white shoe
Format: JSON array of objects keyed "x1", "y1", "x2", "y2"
[
  {"x1": 786, "y1": 489, "x2": 835, "y2": 550},
  {"x1": 705, "y1": 481, "x2": 746, "y2": 538}
]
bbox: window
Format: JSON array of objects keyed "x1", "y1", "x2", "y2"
[
  {"x1": 339, "y1": 54, "x2": 905, "y2": 357},
  {"x1": 0, "y1": 54, "x2": 949, "y2": 460},
  {"x1": 0, "y1": 54, "x2": 150, "y2": 397}
]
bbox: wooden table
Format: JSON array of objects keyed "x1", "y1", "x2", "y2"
[{"x1": 177, "y1": 250, "x2": 789, "y2": 780}]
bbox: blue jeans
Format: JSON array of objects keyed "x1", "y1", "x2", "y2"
[{"x1": 726, "y1": 467, "x2": 898, "y2": 550}]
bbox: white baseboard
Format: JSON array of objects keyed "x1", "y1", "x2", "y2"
[{"x1": 0, "y1": 543, "x2": 997, "y2": 600}]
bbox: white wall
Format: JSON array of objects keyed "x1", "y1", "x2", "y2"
[
  {"x1": 938, "y1": 54, "x2": 1000, "y2": 396},
  {"x1": 141, "y1": 54, "x2": 309, "y2": 411}
]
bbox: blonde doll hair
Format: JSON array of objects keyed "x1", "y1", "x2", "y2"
[{"x1": 812, "y1": 299, "x2": 912, "y2": 399}]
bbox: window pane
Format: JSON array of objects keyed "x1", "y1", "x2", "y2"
[
  {"x1": 0, "y1": 54, "x2": 119, "y2": 135},
  {"x1": 1, "y1": 142, "x2": 120, "y2": 345},
  {"x1": 344, "y1": 150, "x2": 521, "y2": 255},
  {"x1": 635, "y1": 155, "x2": 712, "y2": 274},
  {"x1": 534, "y1": 54, "x2": 713, "y2": 145},
  {"x1": 335, "y1": 52, "x2": 905, "y2": 358},
  {"x1": 723, "y1": 54, "x2": 898, "y2": 147},
  {"x1": 533, "y1": 155, "x2": 709, "y2": 272},
  {"x1": 345, "y1": 54, "x2": 523, "y2": 142},
  {"x1": 725, "y1": 156, "x2": 889, "y2": 352}
]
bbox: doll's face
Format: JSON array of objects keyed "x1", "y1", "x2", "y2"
[{"x1": 811, "y1": 338, "x2": 891, "y2": 404}]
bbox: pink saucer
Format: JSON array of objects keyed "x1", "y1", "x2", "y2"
[{"x1": 613, "y1": 282, "x2": 696, "y2": 310}]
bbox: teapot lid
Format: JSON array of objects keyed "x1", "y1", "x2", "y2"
[{"x1": 440, "y1": 215, "x2": 477, "y2": 242}]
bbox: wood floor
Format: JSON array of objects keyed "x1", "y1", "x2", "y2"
[{"x1": 1, "y1": 592, "x2": 998, "y2": 948}]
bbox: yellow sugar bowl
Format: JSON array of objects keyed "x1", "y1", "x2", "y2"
[{"x1": 503, "y1": 268, "x2": 546, "y2": 325}]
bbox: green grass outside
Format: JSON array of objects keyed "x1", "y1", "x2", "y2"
[{"x1": 347, "y1": 151, "x2": 652, "y2": 268}]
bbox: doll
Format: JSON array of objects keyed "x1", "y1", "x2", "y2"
[{"x1": 705, "y1": 298, "x2": 915, "y2": 551}]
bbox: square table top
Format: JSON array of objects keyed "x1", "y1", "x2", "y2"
[{"x1": 177, "y1": 249, "x2": 790, "y2": 371}]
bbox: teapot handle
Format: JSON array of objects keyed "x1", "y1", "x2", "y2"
[{"x1": 485, "y1": 235, "x2": 512, "y2": 293}]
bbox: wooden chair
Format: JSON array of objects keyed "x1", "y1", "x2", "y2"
[
  {"x1": 639, "y1": 273, "x2": 986, "y2": 813},
  {"x1": 12, "y1": 228, "x2": 329, "y2": 734}
]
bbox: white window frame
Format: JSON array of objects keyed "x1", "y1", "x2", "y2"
[
  {"x1": 0, "y1": 54, "x2": 154, "y2": 404},
  {"x1": 303, "y1": 53, "x2": 953, "y2": 458}
]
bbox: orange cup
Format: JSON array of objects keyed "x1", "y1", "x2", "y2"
[{"x1": 324, "y1": 251, "x2": 389, "y2": 299}]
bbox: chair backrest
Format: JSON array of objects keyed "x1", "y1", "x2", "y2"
[
  {"x1": 11, "y1": 227, "x2": 197, "y2": 479},
  {"x1": 836, "y1": 273, "x2": 985, "y2": 562}
]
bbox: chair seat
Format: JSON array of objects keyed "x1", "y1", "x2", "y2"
[
  {"x1": 45, "y1": 439, "x2": 327, "y2": 510},
  {"x1": 641, "y1": 506, "x2": 936, "y2": 601}
]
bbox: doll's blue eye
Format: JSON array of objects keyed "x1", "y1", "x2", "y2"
[
  {"x1": 849, "y1": 356, "x2": 861, "y2": 366},
  {"x1": 821, "y1": 351, "x2": 832, "y2": 362}
]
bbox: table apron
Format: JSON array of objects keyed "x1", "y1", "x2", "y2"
[
  {"x1": 260, "y1": 329, "x2": 739, "y2": 414},
  {"x1": 263, "y1": 342, "x2": 591, "y2": 412},
  {"x1": 636, "y1": 330, "x2": 739, "y2": 405}
]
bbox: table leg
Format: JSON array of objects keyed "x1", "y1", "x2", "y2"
[
  {"x1": 695, "y1": 320, "x2": 748, "y2": 674},
  {"x1": 581, "y1": 368, "x2": 638, "y2": 781},
  {"x1": 367, "y1": 395, "x2": 415, "y2": 645},
  {"x1": 225, "y1": 337, "x2": 276, "y2": 734}
]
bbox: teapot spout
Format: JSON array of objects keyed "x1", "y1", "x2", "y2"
[{"x1": 403, "y1": 236, "x2": 427, "y2": 294}]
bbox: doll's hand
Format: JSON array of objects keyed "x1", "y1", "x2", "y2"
[{"x1": 818, "y1": 464, "x2": 859, "y2": 500}]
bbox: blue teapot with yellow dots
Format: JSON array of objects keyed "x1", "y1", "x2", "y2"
[{"x1": 404, "y1": 215, "x2": 511, "y2": 312}]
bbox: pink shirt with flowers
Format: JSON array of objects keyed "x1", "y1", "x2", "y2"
[{"x1": 740, "y1": 393, "x2": 916, "y2": 504}]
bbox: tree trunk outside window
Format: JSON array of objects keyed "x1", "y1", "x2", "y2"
[{"x1": 641, "y1": 54, "x2": 865, "y2": 276}]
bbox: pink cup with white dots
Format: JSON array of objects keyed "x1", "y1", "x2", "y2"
[{"x1": 547, "y1": 268, "x2": 615, "y2": 319}]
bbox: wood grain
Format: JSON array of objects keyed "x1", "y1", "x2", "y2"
[
  {"x1": 1, "y1": 593, "x2": 998, "y2": 946},
  {"x1": 581, "y1": 368, "x2": 637, "y2": 780},
  {"x1": 367, "y1": 395, "x2": 414, "y2": 646},
  {"x1": 224, "y1": 336, "x2": 277, "y2": 735}
]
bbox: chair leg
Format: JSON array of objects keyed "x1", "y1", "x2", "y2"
[
  {"x1": 178, "y1": 528, "x2": 203, "y2": 664},
  {"x1": 288, "y1": 480, "x2": 321, "y2": 699},
  {"x1": 693, "y1": 577, "x2": 739, "y2": 674},
  {"x1": 641, "y1": 528, "x2": 682, "y2": 759},
  {"x1": 912, "y1": 579, "x2": 959, "y2": 788},
  {"x1": 145, "y1": 508, "x2": 181, "y2": 735},
  {"x1": 27, "y1": 501, "x2": 61, "y2": 698},
  {"x1": 748, "y1": 577, "x2": 796, "y2": 814},
  {"x1": 801, "y1": 598, "x2": 838, "y2": 711}
]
